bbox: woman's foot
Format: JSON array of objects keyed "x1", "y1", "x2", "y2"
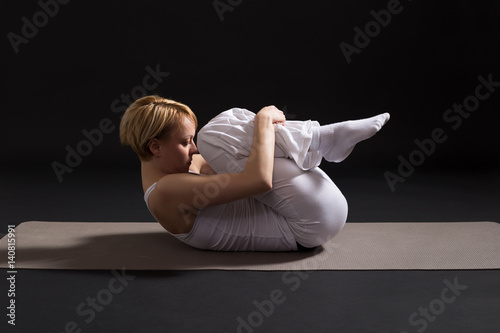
[{"x1": 315, "y1": 113, "x2": 390, "y2": 162}]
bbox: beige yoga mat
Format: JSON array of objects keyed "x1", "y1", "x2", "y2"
[{"x1": 0, "y1": 221, "x2": 498, "y2": 271}]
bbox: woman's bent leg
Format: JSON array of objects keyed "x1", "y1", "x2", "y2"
[
  {"x1": 196, "y1": 151, "x2": 347, "y2": 248},
  {"x1": 184, "y1": 159, "x2": 346, "y2": 251},
  {"x1": 256, "y1": 158, "x2": 348, "y2": 247},
  {"x1": 198, "y1": 107, "x2": 390, "y2": 171},
  {"x1": 197, "y1": 110, "x2": 347, "y2": 247},
  {"x1": 197, "y1": 108, "x2": 323, "y2": 172}
]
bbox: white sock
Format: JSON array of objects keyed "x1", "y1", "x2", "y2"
[{"x1": 312, "y1": 113, "x2": 390, "y2": 162}]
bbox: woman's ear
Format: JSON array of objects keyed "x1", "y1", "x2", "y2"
[{"x1": 148, "y1": 138, "x2": 161, "y2": 157}]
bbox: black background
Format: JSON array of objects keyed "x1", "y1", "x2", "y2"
[
  {"x1": 3, "y1": 0, "x2": 499, "y2": 178},
  {"x1": 2, "y1": 1, "x2": 500, "y2": 332}
]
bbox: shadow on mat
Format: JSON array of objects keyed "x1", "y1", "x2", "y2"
[{"x1": 1, "y1": 232, "x2": 325, "y2": 270}]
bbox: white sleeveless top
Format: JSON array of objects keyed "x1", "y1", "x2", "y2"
[{"x1": 143, "y1": 174, "x2": 297, "y2": 251}]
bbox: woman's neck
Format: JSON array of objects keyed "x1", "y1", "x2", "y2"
[{"x1": 141, "y1": 160, "x2": 166, "y2": 193}]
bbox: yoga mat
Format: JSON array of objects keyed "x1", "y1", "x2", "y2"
[{"x1": 0, "y1": 221, "x2": 498, "y2": 271}]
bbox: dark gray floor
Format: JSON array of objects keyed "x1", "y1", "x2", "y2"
[{"x1": 1, "y1": 165, "x2": 499, "y2": 333}]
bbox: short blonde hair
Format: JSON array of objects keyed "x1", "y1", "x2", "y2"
[{"x1": 119, "y1": 95, "x2": 197, "y2": 161}]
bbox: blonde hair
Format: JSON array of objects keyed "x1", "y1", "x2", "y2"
[{"x1": 119, "y1": 95, "x2": 197, "y2": 161}]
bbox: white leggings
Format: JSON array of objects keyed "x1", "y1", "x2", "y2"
[{"x1": 175, "y1": 108, "x2": 348, "y2": 251}]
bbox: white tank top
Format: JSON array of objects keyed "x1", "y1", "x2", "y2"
[{"x1": 143, "y1": 175, "x2": 297, "y2": 251}]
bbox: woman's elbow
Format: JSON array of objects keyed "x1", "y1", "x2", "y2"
[
  {"x1": 258, "y1": 177, "x2": 273, "y2": 192},
  {"x1": 248, "y1": 176, "x2": 273, "y2": 194},
  {"x1": 242, "y1": 170, "x2": 273, "y2": 193}
]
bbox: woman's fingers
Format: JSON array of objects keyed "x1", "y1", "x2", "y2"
[
  {"x1": 258, "y1": 105, "x2": 286, "y2": 125},
  {"x1": 274, "y1": 109, "x2": 286, "y2": 125}
]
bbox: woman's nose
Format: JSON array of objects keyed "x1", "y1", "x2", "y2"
[{"x1": 191, "y1": 142, "x2": 198, "y2": 155}]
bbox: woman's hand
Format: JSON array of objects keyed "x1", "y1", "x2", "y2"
[{"x1": 256, "y1": 105, "x2": 286, "y2": 126}]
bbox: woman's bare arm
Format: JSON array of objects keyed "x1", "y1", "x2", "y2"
[
  {"x1": 241, "y1": 107, "x2": 279, "y2": 190},
  {"x1": 190, "y1": 154, "x2": 216, "y2": 175},
  {"x1": 152, "y1": 106, "x2": 285, "y2": 213}
]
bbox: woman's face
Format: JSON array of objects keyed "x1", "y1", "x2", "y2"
[{"x1": 157, "y1": 116, "x2": 198, "y2": 174}]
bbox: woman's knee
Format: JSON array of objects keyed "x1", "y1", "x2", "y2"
[
  {"x1": 306, "y1": 172, "x2": 348, "y2": 229},
  {"x1": 311, "y1": 194, "x2": 347, "y2": 246},
  {"x1": 321, "y1": 195, "x2": 348, "y2": 240},
  {"x1": 289, "y1": 187, "x2": 348, "y2": 248}
]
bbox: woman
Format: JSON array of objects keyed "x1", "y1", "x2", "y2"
[{"x1": 119, "y1": 95, "x2": 390, "y2": 251}]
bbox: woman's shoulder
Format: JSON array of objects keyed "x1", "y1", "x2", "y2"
[
  {"x1": 147, "y1": 174, "x2": 197, "y2": 234},
  {"x1": 154, "y1": 172, "x2": 199, "y2": 191}
]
